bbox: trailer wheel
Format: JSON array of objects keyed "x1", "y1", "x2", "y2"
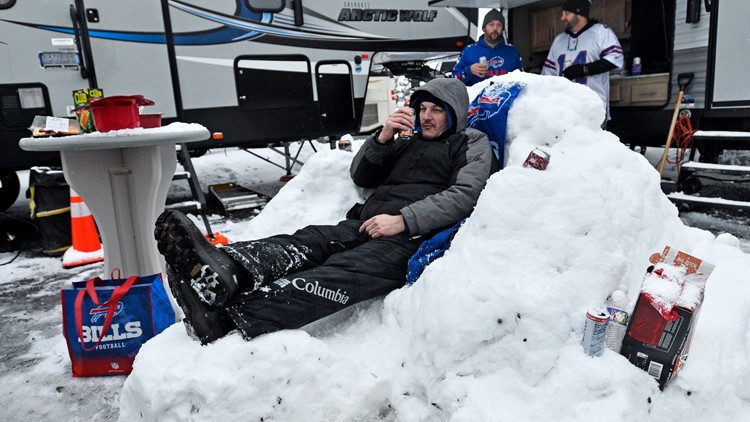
[
  {"x1": 188, "y1": 148, "x2": 207, "y2": 158},
  {"x1": 0, "y1": 171, "x2": 21, "y2": 211}
]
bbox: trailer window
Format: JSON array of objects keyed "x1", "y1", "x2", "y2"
[
  {"x1": 235, "y1": 55, "x2": 313, "y2": 112},
  {"x1": 0, "y1": 0, "x2": 16, "y2": 9},
  {"x1": 245, "y1": 0, "x2": 284, "y2": 13},
  {"x1": 0, "y1": 84, "x2": 50, "y2": 130}
]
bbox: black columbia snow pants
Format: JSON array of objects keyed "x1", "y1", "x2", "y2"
[{"x1": 220, "y1": 219, "x2": 423, "y2": 339}]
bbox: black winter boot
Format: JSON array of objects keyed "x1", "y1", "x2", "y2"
[
  {"x1": 155, "y1": 210, "x2": 250, "y2": 306},
  {"x1": 166, "y1": 268, "x2": 234, "y2": 345}
]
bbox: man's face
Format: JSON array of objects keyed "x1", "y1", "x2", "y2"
[
  {"x1": 483, "y1": 20, "x2": 503, "y2": 44},
  {"x1": 561, "y1": 11, "x2": 580, "y2": 31},
  {"x1": 419, "y1": 101, "x2": 449, "y2": 140}
]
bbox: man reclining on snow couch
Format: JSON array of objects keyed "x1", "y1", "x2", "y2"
[{"x1": 155, "y1": 78, "x2": 496, "y2": 344}]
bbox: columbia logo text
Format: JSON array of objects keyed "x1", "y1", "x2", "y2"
[{"x1": 291, "y1": 278, "x2": 349, "y2": 304}]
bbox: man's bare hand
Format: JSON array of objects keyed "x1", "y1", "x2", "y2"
[
  {"x1": 359, "y1": 214, "x2": 405, "y2": 238},
  {"x1": 470, "y1": 62, "x2": 487, "y2": 78},
  {"x1": 377, "y1": 108, "x2": 415, "y2": 143}
]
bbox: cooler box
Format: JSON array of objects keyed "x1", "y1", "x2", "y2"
[{"x1": 28, "y1": 167, "x2": 71, "y2": 256}]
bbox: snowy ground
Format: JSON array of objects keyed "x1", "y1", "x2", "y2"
[
  {"x1": 2, "y1": 72, "x2": 750, "y2": 421},
  {"x1": 0, "y1": 144, "x2": 318, "y2": 421}
]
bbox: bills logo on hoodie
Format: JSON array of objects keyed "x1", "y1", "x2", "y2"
[{"x1": 485, "y1": 56, "x2": 508, "y2": 77}]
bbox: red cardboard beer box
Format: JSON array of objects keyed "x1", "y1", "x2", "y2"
[{"x1": 620, "y1": 246, "x2": 714, "y2": 389}]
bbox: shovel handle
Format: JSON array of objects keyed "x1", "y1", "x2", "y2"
[{"x1": 658, "y1": 90, "x2": 685, "y2": 176}]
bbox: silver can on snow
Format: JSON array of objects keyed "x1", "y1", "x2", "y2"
[
  {"x1": 582, "y1": 307, "x2": 609, "y2": 357},
  {"x1": 338, "y1": 138, "x2": 352, "y2": 152}
]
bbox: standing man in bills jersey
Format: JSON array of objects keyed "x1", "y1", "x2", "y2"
[{"x1": 542, "y1": 0, "x2": 623, "y2": 123}]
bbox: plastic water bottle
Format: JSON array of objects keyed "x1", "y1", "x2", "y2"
[
  {"x1": 604, "y1": 306, "x2": 630, "y2": 353},
  {"x1": 631, "y1": 57, "x2": 642, "y2": 76}
]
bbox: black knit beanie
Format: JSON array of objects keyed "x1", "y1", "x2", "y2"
[
  {"x1": 482, "y1": 9, "x2": 505, "y2": 29},
  {"x1": 562, "y1": 0, "x2": 591, "y2": 18}
]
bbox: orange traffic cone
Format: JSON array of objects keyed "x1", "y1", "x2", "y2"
[{"x1": 62, "y1": 188, "x2": 104, "y2": 268}]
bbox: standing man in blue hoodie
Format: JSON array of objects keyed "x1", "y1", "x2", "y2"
[{"x1": 453, "y1": 9, "x2": 523, "y2": 86}]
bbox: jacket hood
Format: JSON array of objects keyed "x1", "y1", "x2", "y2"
[{"x1": 409, "y1": 78, "x2": 469, "y2": 133}]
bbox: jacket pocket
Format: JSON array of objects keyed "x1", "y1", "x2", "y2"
[{"x1": 346, "y1": 202, "x2": 364, "y2": 219}]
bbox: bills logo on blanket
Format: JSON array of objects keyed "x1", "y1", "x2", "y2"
[
  {"x1": 61, "y1": 273, "x2": 175, "y2": 377},
  {"x1": 467, "y1": 80, "x2": 525, "y2": 167}
]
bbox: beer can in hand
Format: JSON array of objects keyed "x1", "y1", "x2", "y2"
[
  {"x1": 398, "y1": 107, "x2": 416, "y2": 140},
  {"x1": 479, "y1": 56, "x2": 487, "y2": 66},
  {"x1": 582, "y1": 307, "x2": 609, "y2": 357},
  {"x1": 522, "y1": 148, "x2": 550, "y2": 170}
]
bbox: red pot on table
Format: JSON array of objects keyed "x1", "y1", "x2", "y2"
[{"x1": 83, "y1": 95, "x2": 155, "y2": 132}]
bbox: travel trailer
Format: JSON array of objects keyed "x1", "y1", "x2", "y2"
[{"x1": 0, "y1": 0, "x2": 477, "y2": 209}]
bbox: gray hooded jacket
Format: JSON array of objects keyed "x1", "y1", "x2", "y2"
[{"x1": 349, "y1": 78, "x2": 495, "y2": 236}]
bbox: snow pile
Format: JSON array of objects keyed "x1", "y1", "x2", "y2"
[
  {"x1": 119, "y1": 73, "x2": 750, "y2": 421},
  {"x1": 641, "y1": 263, "x2": 708, "y2": 314},
  {"x1": 233, "y1": 148, "x2": 364, "y2": 240}
]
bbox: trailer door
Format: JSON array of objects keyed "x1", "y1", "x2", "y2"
[
  {"x1": 709, "y1": 0, "x2": 750, "y2": 109},
  {"x1": 81, "y1": 0, "x2": 176, "y2": 118}
]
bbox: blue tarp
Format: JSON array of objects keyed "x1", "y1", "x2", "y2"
[{"x1": 406, "y1": 218, "x2": 465, "y2": 284}]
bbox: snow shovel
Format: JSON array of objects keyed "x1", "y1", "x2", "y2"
[{"x1": 658, "y1": 73, "x2": 694, "y2": 176}]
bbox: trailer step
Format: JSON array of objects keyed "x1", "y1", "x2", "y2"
[
  {"x1": 164, "y1": 200, "x2": 201, "y2": 211},
  {"x1": 689, "y1": 131, "x2": 750, "y2": 162},
  {"x1": 667, "y1": 192, "x2": 750, "y2": 211},
  {"x1": 676, "y1": 160, "x2": 750, "y2": 203},
  {"x1": 172, "y1": 170, "x2": 191, "y2": 181},
  {"x1": 693, "y1": 130, "x2": 750, "y2": 141},
  {"x1": 209, "y1": 183, "x2": 269, "y2": 219},
  {"x1": 680, "y1": 161, "x2": 750, "y2": 175}
]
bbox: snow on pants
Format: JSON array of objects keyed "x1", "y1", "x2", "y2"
[{"x1": 221, "y1": 219, "x2": 423, "y2": 339}]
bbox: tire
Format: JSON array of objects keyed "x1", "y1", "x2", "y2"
[
  {"x1": 0, "y1": 171, "x2": 21, "y2": 211},
  {"x1": 188, "y1": 148, "x2": 208, "y2": 158}
]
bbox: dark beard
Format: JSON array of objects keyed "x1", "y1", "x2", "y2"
[{"x1": 484, "y1": 32, "x2": 500, "y2": 44}]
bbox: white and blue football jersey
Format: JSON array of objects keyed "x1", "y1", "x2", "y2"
[{"x1": 542, "y1": 23, "x2": 624, "y2": 119}]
